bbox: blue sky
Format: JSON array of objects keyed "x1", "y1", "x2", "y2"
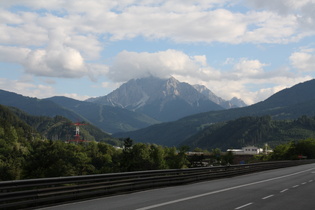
[{"x1": 1, "y1": 0, "x2": 315, "y2": 105}]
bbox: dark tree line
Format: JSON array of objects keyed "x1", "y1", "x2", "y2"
[{"x1": 0, "y1": 135, "x2": 192, "y2": 181}]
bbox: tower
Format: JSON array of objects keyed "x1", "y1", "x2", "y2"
[{"x1": 67, "y1": 122, "x2": 89, "y2": 143}]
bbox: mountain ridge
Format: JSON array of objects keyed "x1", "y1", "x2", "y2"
[
  {"x1": 0, "y1": 89, "x2": 159, "y2": 134},
  {"x1": 46, "y1": 96, "x2": 159, "y2": 133}
]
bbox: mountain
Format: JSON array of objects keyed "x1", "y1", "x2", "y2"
[
  {"x1": 114, "y1": 79, "x2": 315, "y2": 148},
  {"x1": 193, "y1": 84, "x2": 247, "y2": 108},
  {"x1": 87, "y1": 76, "x2": 224, "y2": 122},
  {"x1": 46, "y1": 96, "x2": 159, "y2": 133},
  {"x1": 229, "y1": 97, "x2": 247, "y2": 108},
  {"x1": 180, "y1": 115, "x2": 315, "y2": 151},
  {"x1": 0, "y1": 89, "x2": 83, "y2": 121},
  {"x1": 0, "y1": 89, "x2": 158, "y2": 134}
]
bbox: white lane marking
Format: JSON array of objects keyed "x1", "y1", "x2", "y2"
[
  {"x1": 301, "y1": 182, "x2": 307, "y2": 185},
  {"x1": 235, "y1": 202, "x2": 253, "y2": 209},
  {"x1": 309, "y1": 180, "x2": 313, "y2": 182},
  {"x1": 136, "y1": 167, "x2": 315, "y2": 210},
  {"x1": 280, "y1": 189, "x2": 288, "y2": 193},
  {"x1": 262, "y1": 194, "x2": 274, "y2": 200},
  {"x1": 292, "y1": 185, "x2": 299, "y2": 188}
]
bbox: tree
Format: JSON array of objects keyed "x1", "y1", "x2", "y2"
[
  {"x1": 166, "y1": 146, "x2": 190, "y2": 169},
  {"x1": 121, "y1": 138, "x2": 134, "y2": 171},
  {"x1": 222, "y1": 151, "x2": 234, "y2": 165},
  {"x1": 211, "y1": 148, "x2": 222, "y2": 164},
  {"x1": 150, "y1": 144, "x2": 167, "y2": 169}
]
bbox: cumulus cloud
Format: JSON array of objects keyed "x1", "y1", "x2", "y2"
[
  {"x1": 0, "y1": 44, "x2": 107, "y2": 80},
  {"x1": 246, "y1": 0, "x2": 315, "y2": 33},
  {"x1": 1, "y1": 0, "x2": 312, "y2": 48},
  {"x1": 290, "y1": 48, "x2": 315, "y2": 72},
  {"x1": 1, "y1": 0, "x2": 315, "y2": 104},
  {"x1": 0, "y1": 10, "x2": 48, "y2": 46},
  {"x1": 23, "y1": 46, "x2": 86, "y2": 78},
  {"x1": 0, "y1": 46, "x2": 30, "y2": 63},
  {"x1": 108, "y1": 50, "x2": 200, "y2": 81},
  {"x1": 108, "y1": 49, "x2": 226, "y2": 84},
  {"x1": 232, "y1": 58, "x2": 268, "y2": 78}
]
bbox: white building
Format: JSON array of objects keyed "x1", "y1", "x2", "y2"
[{"x1": 227, "y1": 146, "x2": 264, "y2": 155}]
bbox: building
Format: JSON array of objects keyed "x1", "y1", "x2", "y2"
[{"x1": 227, "y1": 146, "x2": 264, "y2": 155}]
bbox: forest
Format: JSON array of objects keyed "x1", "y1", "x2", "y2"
[
  {"x1": 183, "y1": 115, "x2": 315, "y2": 150},
  {"x1": 1, "y1": 104, "x2": 315, "y2": 181},
  {"x1": 0, "y1": 104, "x2": 196, "y2": 180}
]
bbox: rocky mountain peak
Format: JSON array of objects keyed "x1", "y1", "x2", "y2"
[
  {"x1": 86, "y1": 76, "x2": 249, "y2": 121},
  {"x1": 230, "y1": 97, "x2": 247, "y2": 108},
  {"x1": 193, "y1": 84, "x2": 247, "y2": 108}
]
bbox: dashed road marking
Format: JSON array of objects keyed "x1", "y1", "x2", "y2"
[
  {"x1": 235, "y1": 202, "x2": 253, "y2": 209},
  {"x1": 280, "y1": 189, "x2": 288, "y2": 193},
  {"x1": 136, "y1": 168, "x2": 315, "y2": 210},
  {"x1": 262, "y1": 195, "x2": 274, "y2": 200},
  {"x1": 292, "y1": 185, "x2": 299, "y2": 188}
]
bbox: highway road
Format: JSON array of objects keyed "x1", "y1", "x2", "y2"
[{"x1": 41, "y1": 163, "x2": 315, "y2": 210}]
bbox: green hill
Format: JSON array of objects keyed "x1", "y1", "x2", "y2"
[
  {"x1": 181, "y1": 115, "x2": 315, "y2": 151},
  {"x1": 9, "y1": 106, "x2": 120, "y2": 145}
]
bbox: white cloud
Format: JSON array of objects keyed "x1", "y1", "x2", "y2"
[
  {"x1": 108, "y1": 50, "x2": 201, "y2": 81},
  {"x1": 1, "y1": 0, "x2": 312, "y2": 50},
  {"x1": 243, "y1": 11, "x2": 298, "y2": 44},
  {"x1": 0, "y1": 44, "x2": 108, "y2": 80},
  {"x1": 0, "y1": 77, "x2": 91, "y2": 100},
  {"x1": 0, "y1": 11, "x2": 48, "y2": 46},
  {"x1": 0, "y1": 46, "x2": 30, "y2": 63},
  {"x1": 193, "y1": 55, "x2": 207, "y2": 66},
  {"x1": 1, "y1": 0, "x2": 315, "y2": 105},
  {"x1": 232, "y1": 58, "x2": 268, "y2": 78},
  {"x1": 23, "y1": 45, "x2": 87, "y2": 78},
  {"x1": 108, "y1": 49, "x2": 226, "y2": 84},
  {"x1": 290, "y1": 49, "x2": 315, "y2": 72},
  {"x1": 0, "y1": 77, "x2": 55, "y2": 98},
  {"x1": 63, "y1": 93, "x2": 90, "y2": 101},
  {"x1": 246, "y1": 0, "x2": 315, "y2": 34}
]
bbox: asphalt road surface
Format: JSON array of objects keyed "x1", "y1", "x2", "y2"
[{"x1": 41, "y1": 163, "x2": 315, "y2": 210}]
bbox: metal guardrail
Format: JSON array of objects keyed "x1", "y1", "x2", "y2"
[{"x1": 0, "y1": 160, "x2": 314, "y2": 209}]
